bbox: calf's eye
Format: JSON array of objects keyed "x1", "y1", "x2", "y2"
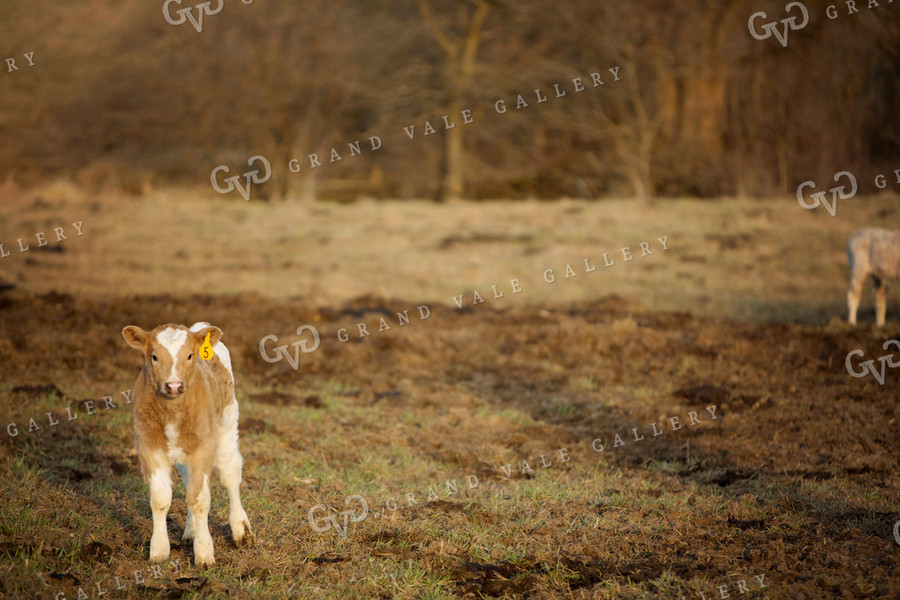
[
  {"x1": 188, "y1": 353, "x2": 193, "y2": 360},
  {"x1": 152, "y1": 354, "x2": 158, "y2": 362}
]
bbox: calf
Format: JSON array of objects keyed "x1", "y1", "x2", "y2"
[
  {"x1": 122, "y1": 321, "x2": 252, "y2": 566},
  {"x1": 848, "y1": 228, "x2": 900, "y2": 326}
]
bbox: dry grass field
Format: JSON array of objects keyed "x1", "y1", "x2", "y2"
[{"x1": 0, "y1": 184, "x2": 898, "y2": 599}]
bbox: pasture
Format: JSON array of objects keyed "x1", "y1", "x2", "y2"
[{"x1": 0, "y1": 186, "x2": 898, "y2": 599}]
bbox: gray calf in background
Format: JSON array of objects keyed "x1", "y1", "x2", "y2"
[{"x1": 847, "y1": 228, "x2": 900, "y2": 326}]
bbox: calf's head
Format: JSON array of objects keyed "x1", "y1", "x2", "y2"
[{"x1": 122, "y1": 323, "x2": 223, "y2": 399}]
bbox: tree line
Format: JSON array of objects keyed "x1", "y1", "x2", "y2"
[{"x1": 1, "y1": 0, "x2": 897, "y2": 201}]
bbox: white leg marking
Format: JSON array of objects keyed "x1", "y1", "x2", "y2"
[
  {"x1": 148, "y1": 467, "x2": 172, "y2": 562},
  {"x1": 217, "y1": 400, "x2": 251, "y2": 544},
  {"x1": 848, "y1": 289, "x2": 860, "y2": 325},
  {"x1": 191, "y1": 474, "x2": 215, "y2": 566},
  {"x1": 875, "y1": 280, "x2": 887, "y2": 327},
  {"x1": 848, "y1": 275, "x2": 865, "y2": 325}
]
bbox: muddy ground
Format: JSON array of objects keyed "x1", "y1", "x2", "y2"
[{"x1": 0, "y1": 192, "x2": 898, "y2": 599}]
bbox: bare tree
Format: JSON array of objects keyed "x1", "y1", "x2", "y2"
[{"x1": 415, "y1": 0, "x2": 493, "y2": 201}]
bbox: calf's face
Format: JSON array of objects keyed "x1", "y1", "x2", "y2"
[{"x1": 122, "y1": 324, "x2": 223, "y2": 399}]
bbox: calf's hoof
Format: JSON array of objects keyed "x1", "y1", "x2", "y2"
[
  {"x1": 149, "y1": 535, "x2": 170, "y2": 562},
  {"x1": 193, "y1": 536, "x2": 215, "y2": 567},
  {"x1": 193, "y1": 548, "x2": 215, "y2": 567},
  {"x1": 233, "y1": 519, "x2": 254, "y2": 546},
  {"x1": 230, "y1": 509, "x2": 253, "y2": 545},
  {"x1": 194, "y1": 555, "x2": 216, "y2": 567}
]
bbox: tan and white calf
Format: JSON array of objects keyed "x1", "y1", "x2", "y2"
[{"x1": 122, "y1": 322, "x2": 252, "y2": 566}]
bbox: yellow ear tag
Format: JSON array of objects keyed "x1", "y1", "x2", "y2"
[{"x1": 200, "y1": 332, "x2": 214, "y2": 360}]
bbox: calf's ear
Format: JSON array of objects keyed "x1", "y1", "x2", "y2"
[
  {"x1": 193, "y1": 325, "x2": 223, "y2": 349},
  {"x1": 122, "y1": 326, "x2": 149, "y2": 350}
]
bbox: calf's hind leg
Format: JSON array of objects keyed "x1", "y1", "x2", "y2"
[
  {"x1": 175, "y1": 464, "x2": 194, "y2": 541},
  {"x1": 848, "y1": 273, "x2": 867, "y2": 325},
  {"x1": 874, "y1": 276, "x2": 887, "y2": 327},
  {"x1": 216, "y1": 401, "x2": 252, "y2": 545}
]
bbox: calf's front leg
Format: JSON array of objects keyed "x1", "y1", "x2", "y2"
[{"x1": 147, "y1": 465, "x2": 173, "y2": 562}]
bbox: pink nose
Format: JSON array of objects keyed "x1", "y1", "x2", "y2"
[{"x1": 165, "y1": 381, "x2": 183, "y2": 395}]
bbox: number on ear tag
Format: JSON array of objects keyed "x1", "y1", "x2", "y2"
[{"x1": 200, "y1": 332, "x2": 214, "y2": 360}]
